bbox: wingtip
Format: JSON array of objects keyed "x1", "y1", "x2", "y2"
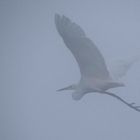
[
  {"x1": 55, "y1": 13, "x2": 59, "y2": 17},
  {"x1": 54, "y1": 13, "x2": 61, "y2": 28},
  {"x1": 55, "y1": 13, "x2": 60, "y2": 21}
]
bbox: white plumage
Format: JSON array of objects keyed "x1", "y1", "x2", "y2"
[{"x1": 55, "y1": 14, "x2": 140, "y2": 112}]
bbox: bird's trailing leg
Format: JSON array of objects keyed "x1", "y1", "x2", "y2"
[{"x1": 101, "y1": 91, "x2": 140, "y2": 112}]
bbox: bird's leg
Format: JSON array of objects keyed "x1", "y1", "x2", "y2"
[{"x1": 101, "y1": 91, "x2": 140, "y2": 112}]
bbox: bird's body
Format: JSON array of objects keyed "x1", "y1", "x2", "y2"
[
  {"x1": 73, "y1": 78, "x2": 124, "y2": 100},
  {"x1": 55, "y1": 14, "x2": 140, "y2": 112}
]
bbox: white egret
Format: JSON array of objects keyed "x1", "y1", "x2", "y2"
[{"x1": 55, "y1": 14, "x2": 140, "y2": 112}]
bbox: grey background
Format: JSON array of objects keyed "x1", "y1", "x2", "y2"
[{"x1": 1, "y1": 0, "x2": 140, "y2": 140}]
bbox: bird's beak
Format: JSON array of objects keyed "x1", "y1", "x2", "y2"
[
  {"x1": 56, "y1": 88, "x2": 66, "y2": 92},
  {"x1": 56, "y1": 85, "x2": 73, "y2": 92}
]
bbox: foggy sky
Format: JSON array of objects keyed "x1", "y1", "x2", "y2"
[{"x1": 1, "y1": 0, "x2": 140, "y2": 140}]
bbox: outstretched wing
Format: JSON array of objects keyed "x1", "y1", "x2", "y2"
[
  {"x1": 110, "y1": 56, "x2": 139, "y2": 80},
  {"x1": 55, "y1": 14, "x2": 111, "y2": 80}
]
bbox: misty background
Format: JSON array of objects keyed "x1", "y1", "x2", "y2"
[{"x1": 1, "y1": 0, "x2": 140, "y2": 139}]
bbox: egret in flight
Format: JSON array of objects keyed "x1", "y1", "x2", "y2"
[{"x1": 55, "y1": 14, "x2": 140, "y2": 112}]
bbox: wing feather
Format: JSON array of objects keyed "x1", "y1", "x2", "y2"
[
  {"x1": 110, "y1": 56, "x2": 139, "y2": 80},
  {"x1": 55, "y1": 14, "x2": 111, "y2": 80}
]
